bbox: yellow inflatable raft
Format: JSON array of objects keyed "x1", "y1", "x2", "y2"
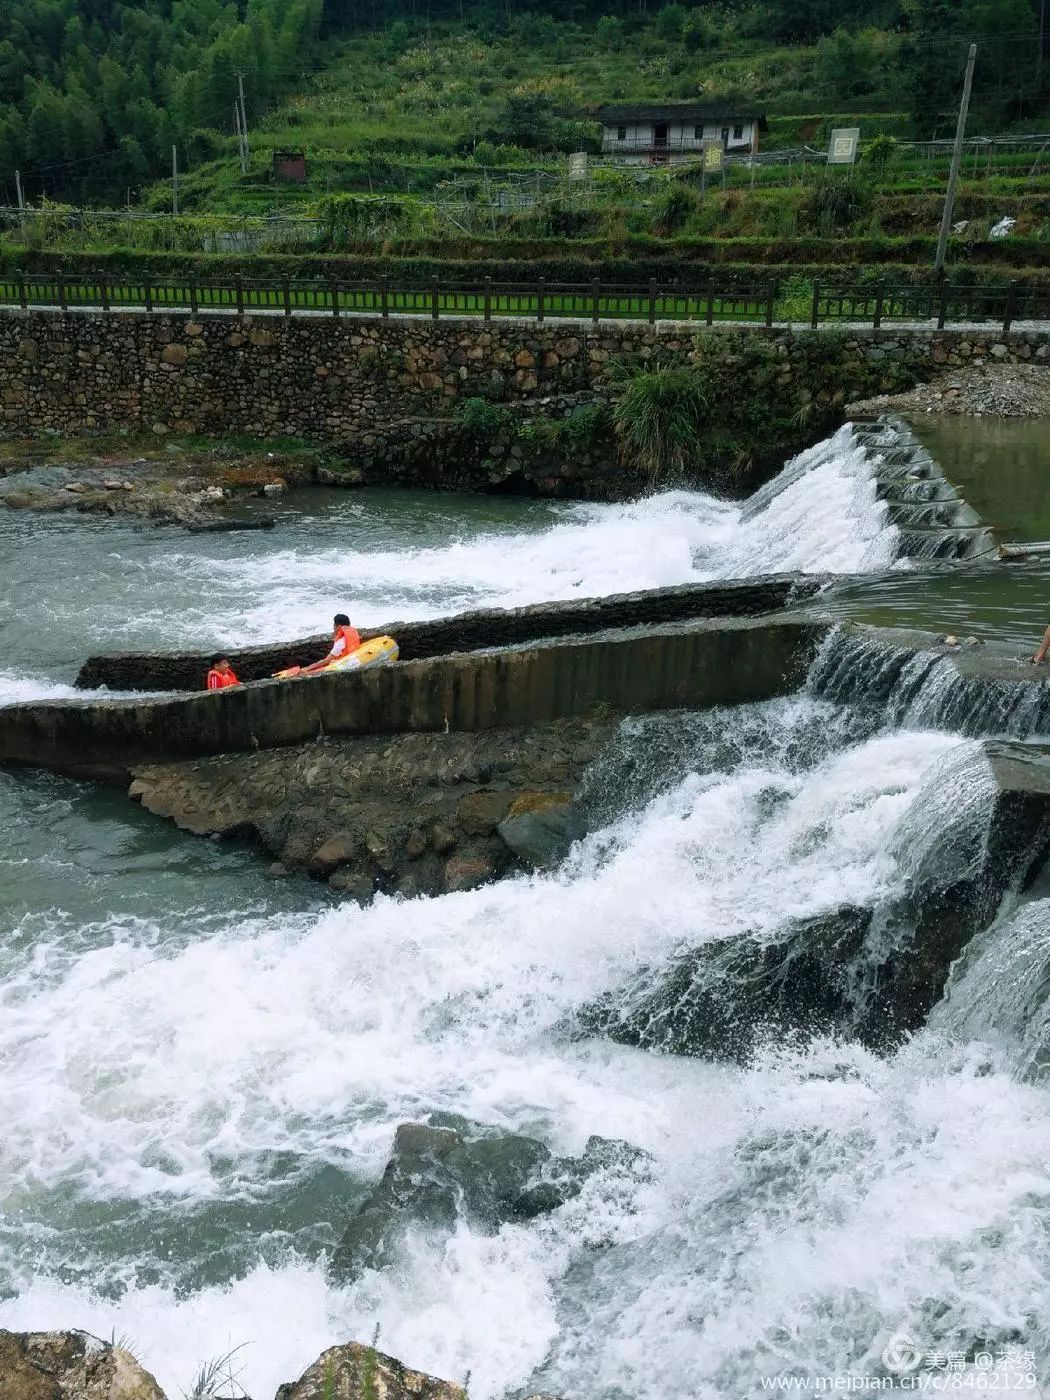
[
  {"x1": 274, "y1": 635, "x2": 399, "y2": 680},
  {"x1": 324, "y1": 635, "x2": 399, "y2": 673}
]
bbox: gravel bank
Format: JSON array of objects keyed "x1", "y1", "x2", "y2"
[{"x1": 848, "y1": 364, "x2": 1050, "y2": 418}]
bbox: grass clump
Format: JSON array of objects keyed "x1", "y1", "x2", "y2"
[{"x1": 612, "y1": 365, "x2": 708, "y2": 486}]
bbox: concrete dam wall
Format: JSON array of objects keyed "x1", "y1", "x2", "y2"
[
  {"x1": 0, "y1": 615, "x2": 827, "y2": 779},
  {"x1": 76, "y1": 575, "x2": 828, "y2": 693}
]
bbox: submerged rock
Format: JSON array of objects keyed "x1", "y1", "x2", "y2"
[
  {"x1": 0, "y1": 1331, "x2": 166, "y2": 1400},
  {"x1": 578, "y1": 907, "x2": 871, "y2": 1062},
  {"x1": 275, "y1": 1342, "x2": 466, "y2": 1400},
  {"x1": 331, "y1": 1122, "x2": 550, "y2": 1278},
  {"x1": 330, "y1": 1121, "x2": 646, "y2": 1282}
]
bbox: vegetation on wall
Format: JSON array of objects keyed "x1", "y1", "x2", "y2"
[{"x1": 454, "y1": 333, "x2": 924, "y2": 494}]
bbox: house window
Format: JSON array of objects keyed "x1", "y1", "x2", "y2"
[
  {"x1": 617, "y1": 125, "x2": 627, "y2": 141},
  {"x1": 733, "y1": 124, "x2": 745, "y2": 140},
  {"x1": 694, "y1": 125, "x2": 703, "y2": 140}
]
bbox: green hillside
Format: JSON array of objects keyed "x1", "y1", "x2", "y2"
[{"x1": 2, "y1": 0, "x2": 1048, "y2": 284}]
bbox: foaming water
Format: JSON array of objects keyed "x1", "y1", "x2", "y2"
[
  {"x1": 933, "y1": 899, "x2": 1050, "y2": 1082},
  {"x1": 0, "y1": 670, "x2": 81, "y2": 706},
  {"x1": 809, "y1": 626, "x2": 1050, "y2": 737},
  {"x1": 733, "y1": 425, "x2": 899, "y2": 575},
  {"x1": 0, "y1": 426, "x2": 896, "y2": 699},
  {"x1": 7, "y1": 698, "x2": 1045, "y2": 1397}
]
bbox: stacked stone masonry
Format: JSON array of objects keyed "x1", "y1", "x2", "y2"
[{"x1": 2, "y1": 310, "x2": 1048, "y2": 445}]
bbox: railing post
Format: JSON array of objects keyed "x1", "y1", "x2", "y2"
[
  {"x1": 100, "y1": 280, "x2": 110, "y2": 312},
  {"x1": 1003, "y1": 280, "x2": 1017, "y2": 335},
  {"x1": 283, "y1": 278, "x2": 292, "y2": 316},
  {"x1": 810, "y1": 279, "x2": 820, "y2": 330},
  {"x1": 58, "y1": 276, "x2": 67, "y2": 311},
  {"x1": 591, "y1": 278, "x2": 601, "y2": 326},
  {"x1": 380, "y1": 276, "x2": 389, "y2": 318},
  {"x1": 648, "y1": 278, "x2": 657, "y2": 325},
  {"x1": 483, "y1": 277, "x2": 492, "y2": 323},
  {"x1": 537, "y1": 277, "x2": 545, "y2": 324},
  {"x1": 873, "y1": 282, "x2": 885, "y2": 330},
  {"x1": 706, "y1": 281, "x2": 714, "y2": 327},
  {"x1": 765, "y1": 279, "x2": 776, "y2": 328},
  {"x1": 189, "y1": 280, "x2": 198, "y2": 316},
  {"x1": 235, "y1": 277, "x2": 244, "y2": 317},
  {"x1": 431, "y1": 281, "x2": 440, "y2": 321},
  {"x1": 331, "y1": 279, "x2": 340, "y2": 317},
  {"x1": 17, "y1": 274, "x2": 27, "y2": 310},
  {"x1": 144, "y1": 278, "x2": 153, "y2": 314}
]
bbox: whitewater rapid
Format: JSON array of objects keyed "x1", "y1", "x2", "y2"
[
  {"x1": 6, "y1": 423, "x2": 1048, "y2": 1398},
  {"x1": 2, "y1": 696, "x2": 1049, "y2": 1397},
  {"x1": 0, "y1": 425, "x2": 897, "y2": 706}
]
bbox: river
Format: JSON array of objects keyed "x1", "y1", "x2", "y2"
[{"x1": 1, "y1": 420, "x2": 1049, "y2": 1399}]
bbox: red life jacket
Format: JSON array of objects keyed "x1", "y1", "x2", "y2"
[
  {"x1": 206, "y1": 667, "x2": 239, "y2": 690},
  {"x1": 330, "y1": 624, "x2": 361, "y2": 659}
]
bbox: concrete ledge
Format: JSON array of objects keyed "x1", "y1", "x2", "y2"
[
  {"x1": 75, "y1": 574, "x2": 829, "y2": 692},
  {"x1": 2, "y1": 614, "x2": 826, "y2": 778}
]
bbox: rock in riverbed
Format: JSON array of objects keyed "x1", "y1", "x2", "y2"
[
  {"x1": 130, "y1": 720, "x2": 610, "y2": 897},
  {"x1": 0, "y1": 1330, "x2": 165, "y2": 1400},
  {"x1": 276, "y1": 1343, "x2": 466, "y2": 1400},
  {"x1": 331, "y1": 1120, "x2": 647, "y2": 1281}
]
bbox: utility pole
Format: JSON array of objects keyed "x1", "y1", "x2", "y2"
[
  {"x1": 234, "y1": 100, "x2": 247, "y2": 175},
  {"x1": 14, "y1": 168, "x2": 25, "y2": 237},
  {"x1": 237, "y1": 73, "x2": 250, "y2": 174},
  {"x1": 172, "y1": 145, "x2": 179, "y2": 216},
  {"x1": 934, "y1": 43, "x2": 977, "y2": 278}
]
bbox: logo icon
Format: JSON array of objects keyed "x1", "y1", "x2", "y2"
[{"x1": 882, "y1": 1331, "x2": 923, "y2": 1375}]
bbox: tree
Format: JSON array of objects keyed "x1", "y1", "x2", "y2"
[
  {"x1": 653, "y1": 3, "x2": 688, "y2": 40},
  {"x1": 595, "y1": 13, "x2": 624, "y2": 46},
  {"x1": 25, "y1": 82, "x2": 67, "y2": 166}
]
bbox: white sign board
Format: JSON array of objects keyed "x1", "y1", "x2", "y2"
[
  {"x1": 568, "y1": 152, "x2": 588, "y2": 181},
  {"x1": 828, "y1": 127, "x2": 860, "y2": 165}
]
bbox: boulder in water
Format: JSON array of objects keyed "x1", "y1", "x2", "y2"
[
  {"x1": 331, "y1": 1122, "x2": 645, "y2": 1281},
  {"x1": 497, "y1": 792, "x2": 583, "y2": 869},
  {"x1": 577, "y1": 907, "x2": 872, "y2": 1062},
  {"x1": 275, "y1": 1342, "x2": 466, "y2": 1400},
  {"x1": 0, "y1": 1331, "x2": 166, "y2": 1400},
  {"x1": 331, "y1": 1122, "x2": 551, "y2": 1277}
]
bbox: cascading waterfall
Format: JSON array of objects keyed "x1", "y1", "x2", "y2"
[
  {"x1": 809, "y1": 625, "x2": 1050, "y2": 737},
  {"x1": 0, "y1": 419, "x2": 1046, "y2": 1398},
  {"x1": 933, "y1": 899, "x2": 1050, "y2": 1083},
  {"x1": 0, "y1": 422, "x2": 908, "y2": 705},
  {"x1": 3, "y1": 681, "x2": 1050, "y2": 1398}
]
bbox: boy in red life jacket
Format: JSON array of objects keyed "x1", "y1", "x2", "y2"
[
  {"x1": 206, "y1": 654, "x2": 240, "y2": 690},
  {"x1": 300, "y1": 613, "x2": 361, "y2": 676}
]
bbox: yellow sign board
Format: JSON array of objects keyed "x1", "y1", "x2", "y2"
[{"x1": 702, "y1": 141, "x2": 723, "y2": 172}]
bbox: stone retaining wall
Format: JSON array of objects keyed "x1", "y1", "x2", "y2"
[
  {"x1": 2, "y1": 309, "x2": 1047, "y2": 454},
  {"x1": 1, "y1": 615, "x2": 825, "y2": 779},
  {"x1": 76, "y1": 574, "x2": 827, "y2": 692}
]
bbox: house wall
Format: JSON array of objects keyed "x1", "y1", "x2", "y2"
[{"x1": 601, "y1": 119, "x2": 757, "y2": 159}]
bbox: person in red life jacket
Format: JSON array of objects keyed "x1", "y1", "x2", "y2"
[
  {"x1": 299, "y1": 613, "x2": 362, "y2": 676},
  {"x1": 206, "y1": 654, "x2": 240, "y2": 690}
]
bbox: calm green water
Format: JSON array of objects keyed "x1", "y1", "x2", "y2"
[
  {"x1": 914, "y1": 416, "x2": 1050, "y2": 543},
  {"x1": 809, "y1": 416, "x2": 1050, "y2": 652},
  {"x1": 811, "y1": 560, "x2": 1050, "y2": 652}
]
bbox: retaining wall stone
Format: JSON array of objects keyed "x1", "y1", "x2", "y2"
[{"x1": 2, "y1": 311, "x2": 1047, "y2": 489}]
